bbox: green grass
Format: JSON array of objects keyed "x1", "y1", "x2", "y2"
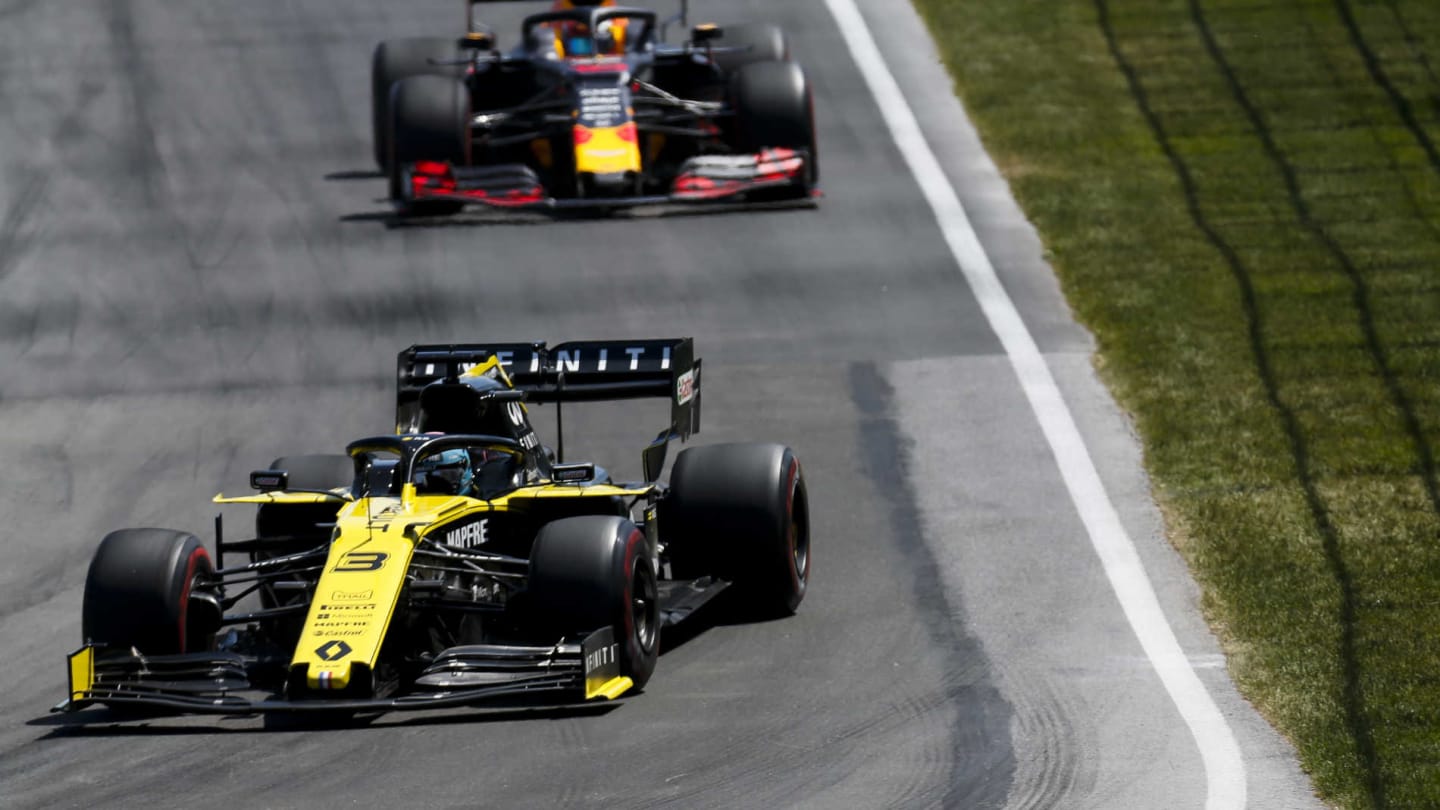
[{"x1": 908, "y1": 0, "x2": 1440, "y2": 807}]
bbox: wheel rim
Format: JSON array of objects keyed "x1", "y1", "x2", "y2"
[
  {"x1": 788, "y1": 472, "x2": 810, "y2": 584},
  {"x1": 631, "y1": 561, "x2": 658, "y2": 653},
  {"x1": 789, "y1": 512, "x2": 809, "y2": 582}
]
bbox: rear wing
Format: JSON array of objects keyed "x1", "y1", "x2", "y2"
[
  {"x1": 397, "y1": 339, "x2": 701, "y2": 478},
  {"x1": 467, "y1": 0, "x2": 691, "y2": 39}
]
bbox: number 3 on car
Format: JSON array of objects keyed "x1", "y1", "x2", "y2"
[{"x1": 334, "y1": 552, "x2": 389, "y2": 572}]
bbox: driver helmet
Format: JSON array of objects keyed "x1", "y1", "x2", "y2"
[
  {"x1": 594, "y1": 19, "x2": 622, "y2": 54},
  {"x1": 413, "y1": 449, "x2": 474, "y2": 496},
  {"x1": 562, "y1": 22, "x2": 595, "y2": 57},
  {"x1": 552, "y1": 0, "x2": 626, "y2": 57}
]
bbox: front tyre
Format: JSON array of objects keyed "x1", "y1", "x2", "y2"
[
  {"x1": 528, "y1": 516, "x2": 659, "y2": 689},
  {"x1": 388, "y1": 74, "x2": 470, "y2": 214},
  {"x1": 731, "y1": 60, "x2": 818, "y2": 190},
  {"x1": 663, "y1": 443, "x2": 811, "y2": 617},
  {"x1": 82, "y1": 529, "x2": 217, "y2": 655},
  {"x1": 371, "y1": 37, "x2": 463, "y2": 171}
]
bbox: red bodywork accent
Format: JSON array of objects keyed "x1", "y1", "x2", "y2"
[
  {"x1": 573, "y1": 122, "x2": 635, "y2": 144},
  {"x1": 408, "y1": 162, "x2": 547, "y2": 208},
  {"x1": 569, "y1": 62, "x2": 628, "y2": 74},
  {"x1": 671, "y1": 148, "x2": 807, "y2": 201},
  {"x1": 401, "y1": 146, "x2": 809, "y2": 209}
]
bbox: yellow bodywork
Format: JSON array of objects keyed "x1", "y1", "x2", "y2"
[
  {"x1": 574, "y1": 124, "x2": 641, "y2": 176},
  {"x1": 213, "y1": 491, "x2": 347, "y2": 506},
  {"x1": 586, "y1": 675, "x2": 633, "y2": 701},
  {"x1": 67, "y1": 645, "x2": 95, "y2": 703},
  {"x1": 215, "y1": 478, "x2": 652, "y2": 695},
  {"x1": 291, "y1": 495, "x2": 416, "y2": 691}
]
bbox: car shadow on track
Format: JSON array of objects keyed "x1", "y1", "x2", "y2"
[
  {"x1": 658, "y1": 588, "x2": 796, "y2": 657},
  {"x1": 325, "y1": 167, "x2": 820, "y2": 229},
  {"x1": 27, "y1": 700, "x2": 623, "y2": 738},
  {"x1": 24, "y1": 592, "x2": 788, "y2": 736},
  {"x1": 339, "y1": 199, "x2": 818, "y2": 229},
  {"x1": 324, "y1": 170, "x2": 385, "y2": 181}
]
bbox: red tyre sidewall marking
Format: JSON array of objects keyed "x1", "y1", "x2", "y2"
[{"x1": 176, "y1": 546, "x2": 210, "y2": 653}]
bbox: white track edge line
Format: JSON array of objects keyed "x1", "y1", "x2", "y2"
[{"x1": 820, "y1": 1, "x2": 1248, "y2": 806}]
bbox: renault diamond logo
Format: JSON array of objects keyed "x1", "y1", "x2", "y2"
[{"x1": 315, "y1": 640, "x2": 353, "y2": 661}]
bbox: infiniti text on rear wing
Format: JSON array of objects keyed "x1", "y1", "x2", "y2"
[{"x1": 396, "y1": 339, "x2": 700, "y2": 474}]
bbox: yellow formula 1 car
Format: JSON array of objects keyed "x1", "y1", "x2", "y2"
[{"x1": 58, "y1": 339, "x2": 810, "y2": 716}]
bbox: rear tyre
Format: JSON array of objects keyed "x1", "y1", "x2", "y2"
[
  {"x1": 389, "y1": 74, "x2": 471, "y2": 215},
  {"x1": 528, "y1": 516, "x2": 659, "y2": 689},
  {"x1": 731, "y1": 60, "x2": 818, "y2": 192},
  {"x1": 663, "y1": 443, "x2": 810, "y2": 618},
  {"x1": 83, "y1": 529, "x2": 217, "y2": 655},
  {"x1": 372, "y1": 37, "x2": 462, "y2": 171},
  {"x1": 712, "y1": 23, "x2": 788, "y2": 73}
]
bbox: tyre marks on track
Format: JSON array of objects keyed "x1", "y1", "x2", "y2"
[
  {"x1": 847, "y1": 361, "x2": 1015, "y2": 809},
  {"x1": 999, "y1": 668, "x2": 1091, "y2": 810},
  {"x1": 0, "y1": 443, "x2": 75, "y2": 621},
  {"x1": 104, "y1": 1, "x2": 178, "y2": 227},
  {"x1": 635, "y1": 682, "x2": 984, "y2": 809},
  {"x1": 0, "y1": 74, "x2": 105, "y2": 291},
  {"x1": 0, "y1": 172, "x2": 46, "y2": 287}
]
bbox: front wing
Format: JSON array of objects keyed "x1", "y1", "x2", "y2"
[
  {"x1": 399, "y1": 149, "x2": 814, "y2": 211},
  {"x1": 55, "y1": 627, "x2": 630, "y2": 715}
]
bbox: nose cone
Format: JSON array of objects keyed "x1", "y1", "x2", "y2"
[{"x1": 574, "y1": 123, "x2": 642, "y2": 177}]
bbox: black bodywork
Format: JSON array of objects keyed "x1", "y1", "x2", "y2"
[{"x1": 383, "y1": 3, "x2": 815, "y2": 208}]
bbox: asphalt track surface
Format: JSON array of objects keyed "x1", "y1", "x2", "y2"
[{"x1": 0, "y1": 1, "x2": 1322, "y2": 807}]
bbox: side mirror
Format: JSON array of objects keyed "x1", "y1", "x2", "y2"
[
  {"x1": 250, "y1": 470, "x2": 288, "y2": 492},
  {"x1": 459, "y1": 30, "x2": 495, "y2": 50},
  {"x1": 691, "y1": 23, "x2": 723, "y2": 45},
  {"x1": 551, "y1": 463, "x2": 596, "y2": 483}
]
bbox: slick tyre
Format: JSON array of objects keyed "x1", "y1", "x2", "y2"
[
  {"x1": 372, "y1": 37, "x2": 462, "y2": 171},
  {"x1": 663, "y1": 443, "x2": 810, "y2": 618},
  {"x1": 529, "y1": 516, "x2": 659, "y2": 689},
  {"x1": 389, "y1": 74, "x2": 470, "y2": 214},
  {"x1": 712, "y1": 23, "x2": 788, "y2": 73},
  {"x1": 83, "y1": 529, "x2": 216, "y2": 655},
  {"x1": 732, "y1": 60, "x2": 818, "y2": 190},
  {"x1": 254, "y1": 454, "x2": 354, "y2": 545}
]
